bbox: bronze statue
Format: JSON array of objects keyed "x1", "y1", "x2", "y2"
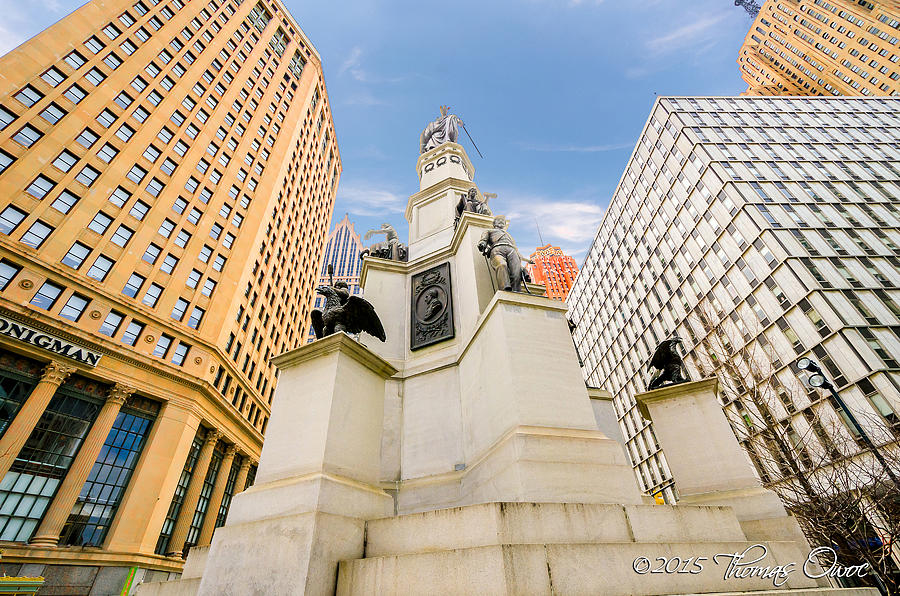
[
  {"x1": 310, "y1": 281, "x2": 386, "y2": 342},
  {"x1": 360, "y1": 223, "x2": 408, "y2": 262},
  {"x1": 477, "y1": 216, "x2": 527, "y2": 293},
  {"x1": 455, "y1": 187, "x2": 492, "y2": 228},
  {"x1": 647, "y1": 336, "x2": 689, "y2": 390},
  {"x1": 420, "y1": 106, "x2": 463, "y2": 154}
]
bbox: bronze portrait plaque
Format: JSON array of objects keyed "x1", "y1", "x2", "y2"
[{"x1": 410, "y1": 262, "x2": 454, "y2": 350}]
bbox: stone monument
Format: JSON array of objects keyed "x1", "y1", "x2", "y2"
[{"x1": 137, "y1": 122, "x2": 878, "y2": 596}]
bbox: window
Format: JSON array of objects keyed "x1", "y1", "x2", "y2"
[
  {"x1": 161, "y1": 253, "x2": 178, "y2": 274},
  {"x1": 110, "y1": 186, "x2": 131, "y2": 207},
  {"x1": 158, "y1": 126, "x2": 174, "y2": 144},
  {"x1": 187, "y1": 306, "x2": 204, "y2": 328},
  {"x1": 110, "y1": 224, "x2": 134, "y2": 247},
  {"x1": 143, "y1": 145, "x2": 161, "y2": 162},
  {"x1": 85, "y1": 68, "x2": 106, "y2": 86},
  {"x1": 59, "y1": 293, "x2": 89, "y2": 321},
  {"x1": 171, "y1": 342, "x2": 190, "y2": 366},
  {"x1": 116, "y1": 123, "x2": 135, "y2": 142},
  {"x1": 171, "y1": 298, "x2": 189, "y2": 320},
  {"x1": 99, "y1": 310, "x2": 124, "y2": 336},
  {"x1": 96, "y1": 109, "x2": 117, "y2": 128},
  {"x1": 186, "y1": 269, "x2": 201, "y2": 288},
  {"x1": 114, "y1": 92, "x2": 133, "y2": 109},
  {"x1": 88, "y1": 212, "x2": 113, "y2": 234},
  {"x1": 103, "y1": 23, "x2": 122, "y2": 40},
  {"x1": 146, "y1": 177, "x2": 165, "y2": 197},
  {"x1": 161, "y1": 158, "x2": 177, "y2": 176},
  {"x1": 209, "y1": 223, "x2": 222, "y2": 240},
  {"x1": 201, "y1": 278, "x2": 216, "y2": 297},
  {"x1": 62, "y1": 242, "x2": 91, "y2": 269},
  {"x1": 0, "y1": 261, "x2": 21, "y2": 290},
  {"x1": 13, "y1": 124, "x2": 42, "y2": 147},
  {"x1": 153, "y1": 334, "x2": 173, "y2": 357},
  {"x1": 65, "y1": 51, "x2": 87, "y2": 70},
  {"x1": 222, "y1": 233, "x2": 235, "y2": 249},
  {"x1": 20, "y1": 220, "x2": 53, "y2": 248},
  {"x1": 158, "y1": 219, "x2": 176, "y2": 238},
  {"x1": 50, "y1": 151, "x2": 77, "y2": 175},
  {"x1": 76, "y1": 128, "x2": 99, "y2": 148},
  {"x1": 0, "y1": 206, "x2": 27, "y2": 235},
  {"x1": 175, "y1": 229, "x2": 191, "y2": 248},
  {"x1": 127, "y1": 164, "x2": 147, "y2": 184},
  {"x1": 96, "y1": 144, "x2": 118, "y2": 164},
  {"x1": 87, "y1": 254, "x2": 115, "y2": 281},
  {"x1": 104, "y1": 53, "x2": 122, "y2": 70},
  {"x1": 15, "y1": 86, "x2": 43, "y2": 108},
  {"x1": 213, "y1": 254, "x2": 226, "y2": 271},
  {"x1": 30, "y1": 281, "x2": 64, "y2": 310},
  {"x1": 39, "y1": 103, "x2": 66, "y2": 124},
  {"x1": 64, "y1": 84, "x2": 87, "y2": 104},
  {"x1": 121, "y1": 321, "x2": 144, "y2": 346},
  {"x1": 0, "y1": 150, "x2": 13, "y2": 174},
  {"x1": 143, "y1": 282, "x2": 163, "y2": 307},
  {"x1": 143, "y1": 243, "x2": 161, "y2": 264},
  {"x1": 41, "y1": 67, "x2": 66, "y2": 87},
  {"x1": 25, "y1": 175, "x2": 55, "y2": 199},
  {"x1": 51, "y1": 190, "x2": 80, "y2": 214}
]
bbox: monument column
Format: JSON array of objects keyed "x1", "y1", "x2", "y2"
[
  {"x1": 30, "y1": 383, "x2": 134, "y2": 547},
  {"x1": 167, "y1": 428, "x2": 221, "y2": 557},
  {"x1": 0, "y1": 360, "x2": 75, "y2": 478},
  {"x1": 196, "y1": 444, "x2": 236, "y2": 546}
]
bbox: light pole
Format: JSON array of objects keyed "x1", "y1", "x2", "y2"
[{"x1": 797, "y1": 358, "x2": 900, "y2": 491}]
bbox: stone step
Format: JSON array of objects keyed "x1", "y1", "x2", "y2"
[
  {"x1": 339, "y1": 541, "x2": 834, "y2": 596},
  {"x1": 134, "y1": 577, "x2": 199, "y2": 596},
  {"x1": 364, "y1": 502, "x2": 748, "y2": 557}
]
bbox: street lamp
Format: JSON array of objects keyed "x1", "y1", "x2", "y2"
[{"x1": 797, "y1": 358, "x2": 900, "y2": 490}]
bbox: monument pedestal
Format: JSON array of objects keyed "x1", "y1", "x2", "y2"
[
  {"x1": 636, "y1": 378, "x2": 810, "y2": 544},
  {"x1": 138, "y1": 133, "x2": 876, "y2": 596}
]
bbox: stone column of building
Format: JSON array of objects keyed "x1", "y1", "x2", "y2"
[
  {"x1": 103, "y1": 401, "x2": 203, "y2": 554},
  {"x1": 0, "y1": 360, "x2": 75, "y2": 478},
  {"x1": 196, "y1": 444, "x2": 236, "y2": 547},
  {"x1": 166, "y1": 429, "x2": 221, "y2": 558},
  {"x1": 29, "y1": 383, "x2": 135, "y2": 548},
  {"x1": 232, "y1": 454, "x2": 252, "y2": 497}
]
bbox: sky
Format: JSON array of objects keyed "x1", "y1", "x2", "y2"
[{"x1": 0, "y1": 0, "x2": 755, "y2": 262}]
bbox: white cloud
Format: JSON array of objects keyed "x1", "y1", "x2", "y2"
[
  {"x1": 646, "y1": 12, "x2": 730, "y2": 55},
  {"x1": 338, "y1": 45, "x2": 404, "y2": 84},
  {"x1": 336, "y1": 182, "x2": 406, "y2": 217},
  {"x1": 0, "y1": 22, "x2": 26, "y2": 55},
  {"x1": 504, "y1": 194, "x2": 607, "y2": 248}
]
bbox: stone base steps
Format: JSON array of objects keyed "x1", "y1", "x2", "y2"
[{"x1": 336, "y1": 502, "x2": 875, "y2": 596}]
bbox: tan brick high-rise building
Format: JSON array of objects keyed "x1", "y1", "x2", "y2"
[
  {"x1": 0, "y1": 0, "x2": 339, "y2": 591},
  {"x1": 738, "y1": 0, "x2": 900, "y2": 97}
]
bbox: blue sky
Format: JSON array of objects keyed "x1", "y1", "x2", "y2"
[{"x1": 0, "y1": 0, "x2": 755, "y2": 261}]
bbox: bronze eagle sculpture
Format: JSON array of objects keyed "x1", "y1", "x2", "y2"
[
  {"x1": 647, "y1": 336, "x2": 689, "y2": 390},
  {"x1": 310, "y1": 281, "x2": 386, "y2": 342}
]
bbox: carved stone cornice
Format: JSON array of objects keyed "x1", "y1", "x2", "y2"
[
  {"x1": 238, "y1": 455, "x2": 252, "y2": 470},
  {"x1": 41, "y1": 361, "x2": 76, "y2": 386},
  {"x1": 204, "y1": 429, "x2": 224, "y2": 445},
  {"x1": 106, "y1": 383, "x2": 135, "y2": 406},
  {"x1": 223, "y1": 444, "x2": 237, "y2": 458}
]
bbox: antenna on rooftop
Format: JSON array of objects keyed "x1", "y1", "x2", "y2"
[{"x1": 734, "y1": 0, "x2": 761, "y2": 17}]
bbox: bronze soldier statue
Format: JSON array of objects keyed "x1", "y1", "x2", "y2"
[{"x1": 477, "y1": 216, "x2": 526, "y2": 293}]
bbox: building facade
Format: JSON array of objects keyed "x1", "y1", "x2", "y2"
[
  {"x1": 0, "y1": 0, "x2": 339, "y2": 590},
  {"x1": 567, "y1": 96, "x2": 900, "y2": 504},
  {"x1": 307, "y1": 213, "x2": 364, "y2": 342},
  {"x1": 738, "y1": 0, "x2": 900, "y2": 97},
  {"x1": 527, "y1": 244, "x2": 579, "y2": 302}
]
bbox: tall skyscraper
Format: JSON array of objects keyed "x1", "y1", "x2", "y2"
[
  {"x1": 568, "y1": 96, "x2": 900, "y2": 504},
  {"x1": 0, "y1": 0, "x2": 339, "y2": 590},
  {"x1": 527, "y1": 244, "x2": 579, "y2": 301},
  {"x1": 307, "y1": 213, "x2": 365, "y2": 342},
  {"x1": 738, "y1": 0, "x2": 900, "y2": 97}
]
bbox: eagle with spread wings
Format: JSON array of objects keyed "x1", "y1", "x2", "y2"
[{"x1": 310, "y1": 281, "x2": 386, "y2": 342}]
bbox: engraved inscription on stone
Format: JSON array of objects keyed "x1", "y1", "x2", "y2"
[{"x1": 410, "y1": 262, "x2": 454, "y2": 350}]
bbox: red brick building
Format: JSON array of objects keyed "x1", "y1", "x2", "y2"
[{"x1": 527, "y1": 244, "x2": 578, "y2": 301}]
